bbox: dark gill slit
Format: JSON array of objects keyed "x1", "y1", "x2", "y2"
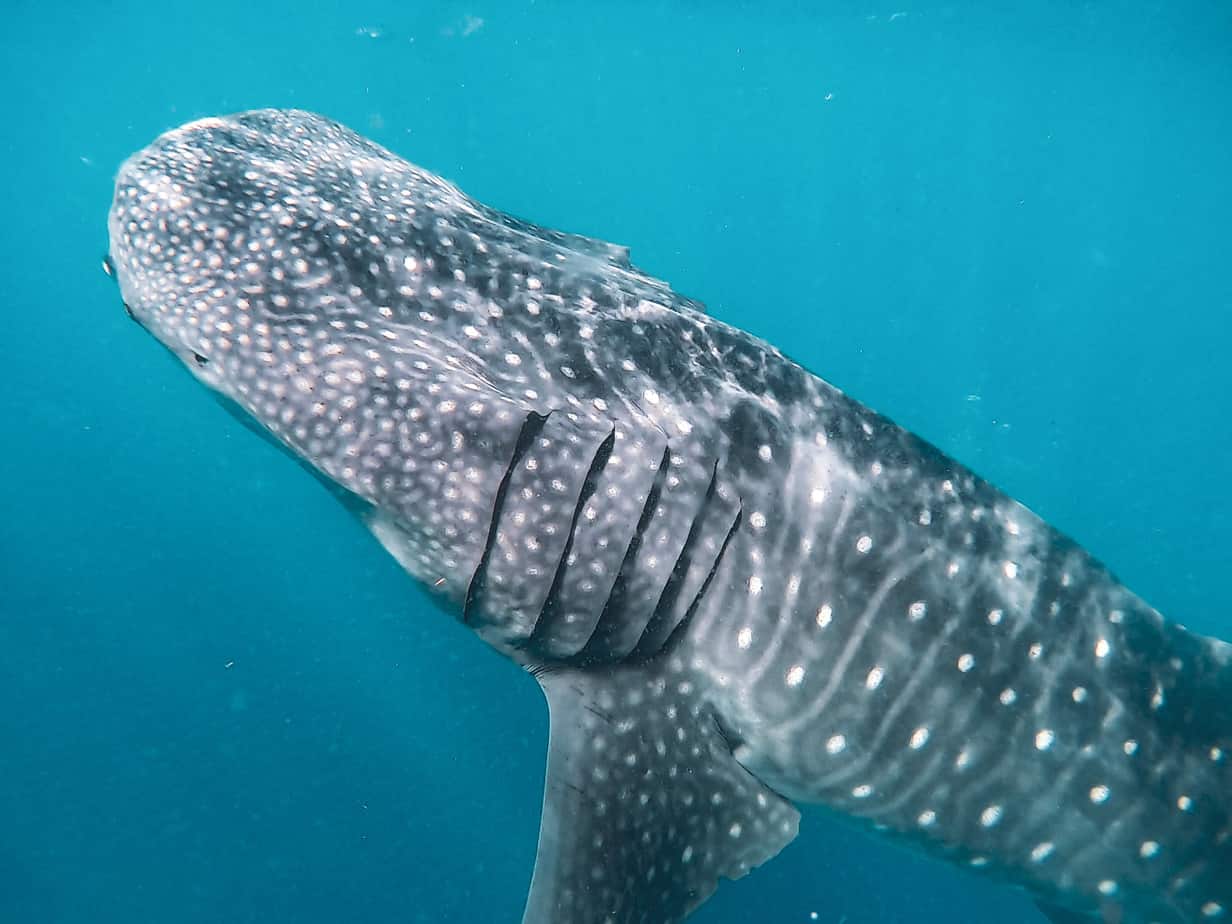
[
  {"x1": 524, "y1": 425, "x2": 617, "y2": 648},
  {"x1": 575, "y1": 445, "x2": 672, "y2": 661},
  {"x1": 462, "y1": 410, "x2": 548, "y2": 624},
  {"x1": 661, "y1": 502, "x2": 743, "y2": 653},
  {"x1": 630, "y1": 460, "x2": 720, "y2": 659}
]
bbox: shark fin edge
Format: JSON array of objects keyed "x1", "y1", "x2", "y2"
[{"x1": 524, "y1": 664, "x2": 799, "y2": 924}]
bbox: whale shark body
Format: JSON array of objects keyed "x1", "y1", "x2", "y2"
[{"x1": 107, "y1": 110, "x2": 1231, "y2": 923}]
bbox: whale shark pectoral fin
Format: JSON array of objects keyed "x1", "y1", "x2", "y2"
[{"x1": 524, "y1": 665, "x2": 800, "y2": 924}]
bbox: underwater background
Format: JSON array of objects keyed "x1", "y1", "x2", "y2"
[{"x1": 2, "y1": 1, "x2": 1230, "y2": 921}]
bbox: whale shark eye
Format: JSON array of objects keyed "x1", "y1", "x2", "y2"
[{"x1": 192, "y1": 351, "x2": 210, "y2": 367}]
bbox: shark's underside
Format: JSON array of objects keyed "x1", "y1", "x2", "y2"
[{"x1": 107, "y1": 110, "x2": 1231, "y2": 923}]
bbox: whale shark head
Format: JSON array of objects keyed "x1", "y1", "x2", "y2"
[
  {"x1": 108, "y1": 109, "x2": 632, "y2": 618},
  {"x1": 107, "y1": 109, "x2": 741, "y2": 655},
  {"x1": 108, "y1": 110, "x2": 477, "y2": 428}
]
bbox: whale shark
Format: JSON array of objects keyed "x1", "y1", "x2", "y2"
[{"x1": 106, "y1": 110, "x2": 1230, "y2": 923}]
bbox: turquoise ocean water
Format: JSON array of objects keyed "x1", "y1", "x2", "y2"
[{"x1": 2, "y1": 2, "x2": 1230, "y2": 921}]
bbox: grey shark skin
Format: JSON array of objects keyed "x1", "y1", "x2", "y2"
[{"x1": 107, "y1": 110, "x2": 1231, "y2": 924}]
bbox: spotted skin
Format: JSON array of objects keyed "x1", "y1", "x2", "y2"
[{"x1": 108, "y1": 110, "x2": 1231, "y2": 924}]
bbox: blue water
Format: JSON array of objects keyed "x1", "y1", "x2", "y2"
[{"x1": 3, "y1": 2, "x2": 1230, "y2": 921}]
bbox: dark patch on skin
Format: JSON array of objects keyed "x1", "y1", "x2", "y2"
[
  {"x1": 763, "y1": 354, "x2": 809, "y2": 406},
  {"x1": 622, "y1": 316, "x2": 707, "y2": 404},
  {"x1": 723, "y1": 398, "x2": 786, "y2": 478},
  {"x1": 709, "y1": 323, "x2": 769, "y2": 395},
  {"x1": 1119, "y1": 608, "x2": 1232, "y2": 751},
  {"x1": 197, "y1": 150, "x2": 279, "y2": 218},
  {"x1": 540, "y1": 312, "x2": 604, "y2": 395},
  {"x1": 474, "y1": 260, "x2": 519, "y2": 302}
]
